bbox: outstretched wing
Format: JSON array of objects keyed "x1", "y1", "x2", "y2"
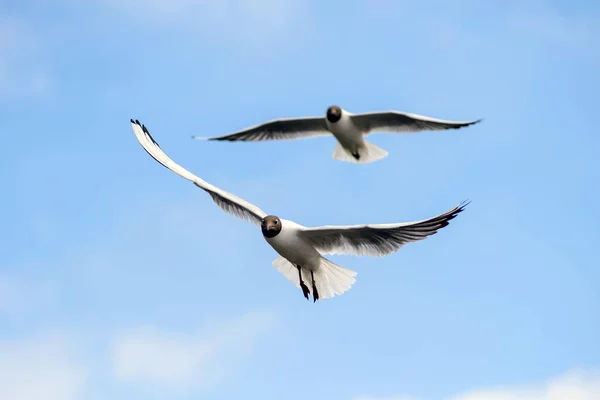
[
  {"x1": 131, "y1": 119, "x2": 268, "y2": 226},
  {"x1": 351, "y1": 111, "x2": 481, "y2": 134},
  {"x1": 192, "y1": 116, "x2": 329, "y2": 142},
  {"x1": 300, "y1": 201, "x2": 469, "y2": 257}
]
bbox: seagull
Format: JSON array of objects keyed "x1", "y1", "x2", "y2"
[
  {"x1": 132, "y1": 119, "x2": 469, "y2": 302},
  {"x1": 192, "y1": 105, "x2": 481, "y2": 164}
]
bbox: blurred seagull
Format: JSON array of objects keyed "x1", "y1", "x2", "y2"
[
  {"x1": 132, "y1": 119, "x2": 469, "y2": 302},
  {"x1": 192, "y1": 105, "x2": 481, "y2": 164}
]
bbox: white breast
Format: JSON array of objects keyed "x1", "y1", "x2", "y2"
[
  {"x1": 325, "y1": 110, "x2": 364, "y2": 149},
  {"x1": 264, "y1": 219, "x2": 321, "y2": 270}
]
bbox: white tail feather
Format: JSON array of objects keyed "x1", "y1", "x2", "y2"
[
  {"x1": 331, "y1": 141, "x2": 388, "y2": 164},
  {"x1": 272, "y1": 256, "x2": 299, "y2": 287},
  {"x1": 272, "y1": 256, "x2": 357, "y2": 300}
]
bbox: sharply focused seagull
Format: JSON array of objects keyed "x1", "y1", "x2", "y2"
[
  {"x1": 192, "y1": 105, "x2": 481, "y2": 164},
  {"x1": 132, "y1": 119, "x2": 469, "y2": 302}
]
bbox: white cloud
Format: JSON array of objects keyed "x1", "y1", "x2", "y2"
[
  {"x1": 0, "y1": 16, "x2": 51, "y2": 98},
  {"x1": 355, "y1": 369, "x2": 600, "y2": 400},
  {"x1": 451, "y1": 370, "x2": 600, "y2": 400},
  {"x1": 0, "y1": 336, "x2": 87, "y2": 400},
  {"x1": 113, "y1": 311, "x2": 275, "y2": 390}
]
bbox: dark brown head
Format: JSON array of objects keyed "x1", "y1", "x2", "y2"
[
  {"x1": 261, "y1": 215, "x2": 282, "y2": 238},
  {"x1": 326, "y1": 105, "x2": 342, "y2": 123}
]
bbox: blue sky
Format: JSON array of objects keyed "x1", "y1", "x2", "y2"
[{"x1": 1, "y1": 0, "x2": 599, "y2": 399}]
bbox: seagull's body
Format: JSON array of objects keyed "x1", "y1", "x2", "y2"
[
  {"x1": 193, "y1": 105, "x2": 481, "y2": 164},
  {"x1": 265, "y1": 218, "x2": 321, "y2": 269},
  {"x1": 132, "y1": 119, "x2": 468, "y2": 302}
]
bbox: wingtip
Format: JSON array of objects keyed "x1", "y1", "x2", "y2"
[
  {"x1": 191, "y1": 135, "x2": 209, "y2": 141},
  {"x1": 129, "y1": 118, "x2": 159, "y2": 147},
  {"x1": 458, "y1": 199, "x2": 471, "y2": 210},
  {"x1": 461, "y1": 119, "x2": 482, "y2": 127},
  {"x1": 138, "y1": 121, "x2": 149, "y2": 134}
]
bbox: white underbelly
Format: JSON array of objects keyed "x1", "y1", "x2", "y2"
[
  {"x1": 328, "y1": 122, "x2": 364, "y2": 151},
  {"x1": 265, "y1": 231, "x2": 321, "y2": 270}
]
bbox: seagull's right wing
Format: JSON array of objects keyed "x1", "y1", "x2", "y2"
[
  {"x1": 192, "y1": 116, "x2": 329, "y2": 142},
  {"x1": 131, "y1": 119, "x2": 268, "y2": 226},
  {"x1": 299, "y1": 201, "x2": 468, "y2": 257},
  {"x1": 351, "y1": 111, "x2": 481, "y2": 134}
]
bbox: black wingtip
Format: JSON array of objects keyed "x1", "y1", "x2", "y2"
[
  {"x1": 446, "y1": 200, "x2": 470, "y2": 221},
  {"x1": 460, "y1": 119, "x2": 482, "y2": 128},
  {"x1": 139, "y1": 122, "x2": 150, "y2": 135},
  {"x1": 144, "y1": 125, "x2": 158, "y2": 145},
  {"x1": 437, "y1": 200, "x2": 470, "y2": 227},
  {"x1": 456, "y1": 119, "x2": 482, "y2": 128},
  {"x1": 130, "y1": 118, "x2": 160, "y2": 148},
  {"x1": 449, "y1": 119, "x2": 481, "y2": 130},
  {"x1": 457, "y1": 200, "x2": 471, "y2": 212}
]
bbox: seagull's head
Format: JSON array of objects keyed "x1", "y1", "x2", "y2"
[
  {"x1": 261, "y1": 215, "x2": 282, "y2": 238},
  {"x1": 326, "y1": 105, "x2": 342, "y2": 123}
]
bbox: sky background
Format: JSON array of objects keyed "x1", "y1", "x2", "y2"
[{"x1": 1, "y1": 0, "x2": 599, "y2": 399}]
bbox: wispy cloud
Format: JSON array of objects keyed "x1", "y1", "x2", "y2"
[
  {"x1": 112, "y1": 311, "x2": 275, "y2": 391},
  {"x1": 355, "y1": 369, "x2": 600, "y2": 400},
  {"x1": 0, "y1": 336, "x2": 87, "y2": 400},
  {"x1": 0, "y1": 16, "x2": 51, "y2": 98},
  {"x1": 451, "y1": 370, "x2": 600, "y2": 400}
]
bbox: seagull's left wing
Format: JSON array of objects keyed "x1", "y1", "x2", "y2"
[
  {"x1": 192, "y1": 116, "x2": 329, "y2": 142},
  {"x1": 299, "y1": 201, "x2": 468, "y2": 257},
  {"x1": 131, "y1": 119, "x2": 268, "y2": 226},
  {"x1": 351, "y1": 111, "x2": 481, "y2": 134}
]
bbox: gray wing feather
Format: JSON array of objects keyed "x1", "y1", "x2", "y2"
[
  {"x1": 351, "y1": 111, "x2": 481, "y2": 134},
  {"x1": 300, "y1": 201, "x2": 469, "y2": 257},
  {"x1": 131, "y1": 119, "x2": 268, "y2": 226},
  {"x1": 195, "y1": 116, "x2": 329, "y2": 142}
]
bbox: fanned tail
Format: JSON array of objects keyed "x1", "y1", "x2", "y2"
[
  {"x1": 331, "y1": 141, "x2": 388, "y2": 164},
  {"x1": 272, "y1": 256, "x2": 357, "y2": 300}
]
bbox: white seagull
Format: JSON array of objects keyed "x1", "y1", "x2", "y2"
[
  {"x1": 132, "y1": 119, "x2": 469, "y2": 302},
  {"x1": 192, "y1": 105, "x2": 481, "y2": 164}
]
